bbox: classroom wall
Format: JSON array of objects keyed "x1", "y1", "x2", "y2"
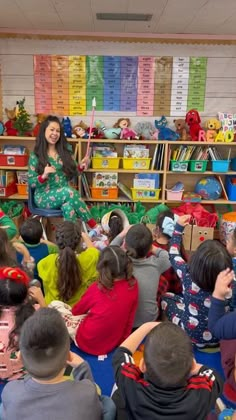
[{"x1": 1, "y1": 38, "x2": 236, "y2": 128}]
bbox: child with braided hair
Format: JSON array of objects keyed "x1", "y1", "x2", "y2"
[{"x1": 37, "y1": 221, "x2": 99, "y2": 307}]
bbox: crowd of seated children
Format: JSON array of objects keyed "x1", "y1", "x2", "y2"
[
  {"x1": 1, "y1": 307, "x2": 116, "y2": 420},
  {"x1": 111, "y1": 223, "x2": 171, "y2": 328},
  {"x1": 16, "y1": 218, "x2": 58, "y2": 284},
  {"x1": 161, "y1": 214, "x2": 233, "y2": 348},
  {"x1": 45, "y1": 246, "x2": 138, "y2": 355},
  {"x1": 37, "y1": 220, "x2": 99, "y2": 306},
  {"x1": 112, "y1": 321, "x2": 223, "y2": 420},
  {"x1": 208, "y1": 267, "x2": 236, "y2": 404}
]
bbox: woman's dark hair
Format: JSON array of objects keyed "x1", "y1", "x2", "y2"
[
  {"x1": 97, "y1": 246, "x2": 134, "y2": 290},
  {"x1": 55, "y1": 221, "x2": 82, "y2": 302},
  {"x1": 0, "y1": 279, "x2": 35, "y2": 349},
  {"x1": 34, "y1": 115, "x2": 77, "y2": 180},
  {"x1": 189, "y1": 239, "x2": 233, "y2": 292},
  {"x1": 0, "y1": 229, "x2": 17, "y2": 267},
  {"x1": 107, "y1": 214, "x2": 123, "y2": 243},
  {"x1": 155, "y1": 210, "x2": 175, "y2": 240}
]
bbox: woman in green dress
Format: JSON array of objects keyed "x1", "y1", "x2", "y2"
[{"x1": 28, "y1": 115, "x2": 96, "y2": 228}]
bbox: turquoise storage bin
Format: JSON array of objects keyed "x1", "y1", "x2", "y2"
[
  {"x1": 231, "y1": 157, "x2": 236, "y2": 171},
  {"x1": 226, "y1": 176, "x2": 236, "y2": 201},
  {"x1": 212, "y1": 160, "x2": 230, "y2": 172}
]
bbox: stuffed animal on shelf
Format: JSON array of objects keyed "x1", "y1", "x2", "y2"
[
  {"x1": 4, "y1": 107, "x2": 18, "y2": 136},
  {"x1": 155, "y1": 116, "x2": 180, "y2": 141},
  {"x1": 72, "y1": 121, "x2": 89, "y2": 139},
  {"x1": 134, "y1": 122, "x2": 158, "y2": 140},
  {"x1": 185, "y1": 109, "x2": 203, "y2": 141},
  {"x1": 33, "y1": 113, "x2": 47, "y2": 137},
  {"x1": 95, "y1": 120, "x2": 122, "y2": 139},
  {"x1": 205, "y1": 118, "x2": 221, "y2": 140},
  {"x1": 114, "y1": 118, "x2": 139, "y2": 140},
  {"x1": 62, "y1": 116, "x2": 73, "y2": 138},
  {"x1": 173, "y1": 118, "x2": 188, "y2": 141}
]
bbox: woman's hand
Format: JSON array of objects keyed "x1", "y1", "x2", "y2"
[
  {"x1": 79, "y1": 156, "x2": 90, "y2": 171},
  {"x1": 42, "y1": 164, "x2": 56, "y2": 180}
]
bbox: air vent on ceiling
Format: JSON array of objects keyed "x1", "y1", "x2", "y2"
[{"x1": 96, "y1": 13, "x2": 152, "y2": 22}]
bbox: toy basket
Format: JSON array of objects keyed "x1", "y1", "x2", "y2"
[
  {"x1": 122, "y1": 158, "x2": 151, "y2": 170},
  {"x1": 91, "y1": 157, "x2": 120, "y2": 169},
  {"x1": 131, "y1": 188, "x2": 161, "y2": 200},
  {"x1": 166, "y1": 189, "x2": 184, "y2": 201},
  {"x1": 90, "y1": 187, "x2": 118, "y2": 199},
  {"x1": 16, "y1": 184, "x2": 28, "y2": 195},
  {"x1": 170, "y1": 160, "x2": 189, "y2": 172},
  {"x1": 211, "y1": 160, "x2": 230, "y2": 172},
  {"x1": 189, "y1": 160, "x2": 208, "y2": 172},
  {"x1": 0, "y1": 154, "x2": 29, "y2": 167}
]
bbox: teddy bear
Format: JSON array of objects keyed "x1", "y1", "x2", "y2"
[
  {"x1": 32, "y1": 113, "x2": 47, "y2": 137},
  {"x1": 185, "y1": 109, "x2": 202, "y2": 141},
  {"x1": 4, "y1": 107, "x2": 18, "y2": 136},
  {"x1": 173, "y1": 119, "x2": 188, "y2": 140}
]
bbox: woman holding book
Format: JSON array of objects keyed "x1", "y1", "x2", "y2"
[{"x1": 28, "y1": 115, "x2": 97, "y2": 228}]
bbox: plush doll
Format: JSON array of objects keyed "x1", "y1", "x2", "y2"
[
  {"x1": 113, "y1": 118, "x2": 139, "y2": 140},
  {"x1": 95, "y1": 120, "x2": 121, "y2": 139},
  {"x1": 173, "y1": 119, "x2": 188, "y2": 141},
  {"x1": 185, "y1": 109, "x2": 202, "y2": 141},
  {"x1": 4, "y1": 107, "x2": 18, "y2": 136},
  {"x1": 134, "y1": 122, "x2": 158, "y2": 140},
  {"x1": 62, "y1": 116, "x2": 73, "y2": 138},
  {"x1": 155, "y1": 116, "x2": 180, "y2": 141},
  {"x1": 72, "y1": 121, "x2": 89, "y2": 139},
  {"x1": 33, "y1": 113, "x2": 47, "y2": 137}
]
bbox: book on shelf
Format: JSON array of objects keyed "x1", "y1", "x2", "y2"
[
  {"x1": 207, "y1": 147, "x2": 223, "y2": 161},
  {"x1": 117, "y1": 181, "x2": 132, "y2": 200},
  {"x1": 92, "y1": 145, "x2": 117, "y2": 157},
  {"x1": 151, "y1": 145, "x2": 158, "y2": 170},
  {"x1": 93, "y1": 172, "x2": 118, "y2": 188},
  {"x1": 133, "y1": 173, "x2": 159, "y2": 189},
  {"x1": 17, "y1": 171, "x2": 28, "y2": 184},
  {"x1": 151, "y1": 144, "x2": 164, "y2": 170},
  {"x1": 81, "y1": 173, "x2": 91, "y2": 198},
  {"x1": 123, "y1": 145, "x2": 149, "y2": 158}
]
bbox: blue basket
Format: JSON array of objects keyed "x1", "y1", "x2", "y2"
[{"x1": 212, "y1": 160, "x2": 230, "y2": 172}]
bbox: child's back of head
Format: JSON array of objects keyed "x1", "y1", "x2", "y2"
[
  {"x1": 189, "y1": 239, "x2": 233, "y2": 292},
  {"x1": 144, "y1": 322, "x2": 193, "y2": 388},
  {"x1": 20, "y1": 307, "x2": 70, "y2": 380},
  {"x1": 126, "y1": 224, "x2": 153, "y2": 259},
  {"x1": 19, "y1": 219, "x2": 43, "y2": 245},
  {"x1": 155, "y1": 210, "x2": 176, "y2": 241},
  {"x1": 97, "y1": 245, "x2": 133, "y2": 289}
]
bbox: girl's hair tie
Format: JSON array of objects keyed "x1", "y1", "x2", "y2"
[{"x1": 0, "y1": 267, "x2": 30, "y2": 286}]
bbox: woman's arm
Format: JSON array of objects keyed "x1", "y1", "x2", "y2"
[{"x1": 28, "y1": 153, "x2": 55, "y2": 188}]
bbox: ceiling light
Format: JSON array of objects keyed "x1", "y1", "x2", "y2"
[{"x1": 96, "y1": 13, "x2": 152, "y2": 22}]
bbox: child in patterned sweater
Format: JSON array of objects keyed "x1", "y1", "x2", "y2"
[{"x1": 161, "y1": 214, "x2": 233, "y2": 347}]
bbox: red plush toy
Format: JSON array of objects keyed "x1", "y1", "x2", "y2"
[{"x1": 185, "y1": 109, "x2": 202, "y2": 141}]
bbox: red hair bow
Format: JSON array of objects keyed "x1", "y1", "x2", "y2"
[{"x1": 0, "y1": 267, "x2": 30, "y2": 286}]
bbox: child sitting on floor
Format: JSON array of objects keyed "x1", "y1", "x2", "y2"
[
  {"x1": 0, "y1": 267, "x2": 36, "y2": 381},
  {"x1": 37, "y1": 221, "x2": 99, "y2": 306},
  {"x1": 112, "y1": 321, "x2": 223, "y2": 419},
  {"x1": 111, "y1": 223, "x2": 171, "y2": 327},
  {"x1": 208, "y1": 267, "x2": 236, "y2": 404},
  {"x1": 152, "y1": 210, "x2": 183, "y2": 308},
  {"x1": 89, "y1": 209, "x2": 129, "y2": 251},
  {"x1": 225, "y1": 227, "x2": 236, "y2": 309},
  {"x1": 17, "y1": 218, "x2": 58, "y2": 284},
  {"x1": 1, "y1": 307, "x2": 116, "y2": 420},
  {"x1": 50, "y1": 246, "x2": 138, "y2": 355},
  {"x1": 161, "y1": 214, "x2": 233, "y2": 348}
]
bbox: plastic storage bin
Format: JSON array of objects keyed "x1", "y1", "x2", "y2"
[
  {"x1": 212, "y1": 160, "x2": 230, "y2": 172},
  {"x1": 226, "y1": 176, "x2": 236, "y2": 201},
  {"x1": 189, "y1": 160, "x2": 208, "y2": 172},
  {"x1": 131, "y1": 188, "x2": 161, "y2": 200},
  {"x1": 231, "y1": 157, "x2": 236, "y2": 171},
  {"x1": 166, "y1": 189, "x2": 184, "y2": 201},
  {"x1": 0, "y1": 182, "x2": 17, "y2": 197},
  {"x1": 16, "y1": 184, "x2": 28, "y2": 195},
  {"x1": 0, "y1": 154, "x2": 29, "y2": 167},
  {"x1": 91, "y1": 157, "x2": 120, "y2": 169},
  {"x1": 90, "y1": 187, "x2": 118, "y2": 199},
  {"x1": 122, "y1": 158, "x2": 151, "y2": 170},
  {"x1": 170, "y1": 161, "x2": 189, "y2": 172}
]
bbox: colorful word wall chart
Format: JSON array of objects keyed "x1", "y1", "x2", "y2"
[{"x1": 34, "y1": 55, "x2": 207, "y2": 116}]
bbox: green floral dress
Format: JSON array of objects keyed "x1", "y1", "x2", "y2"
[{"x1": 28, "y1": 152, "x2": 92, "y2": 222}]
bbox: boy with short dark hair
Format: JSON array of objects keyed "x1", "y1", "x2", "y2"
[
  {"x1": 112, "y1": 322, "x2": 223, "y2": 420},
  {"x1": 1, "y1": 308, "x2": 104, "y2": 420},
  {"x1": 17, "y1": 218, "x2": 58, "y2": 281},
  {"x1": 111, "y1": 224, "x2": 171, "y2": 326}
]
